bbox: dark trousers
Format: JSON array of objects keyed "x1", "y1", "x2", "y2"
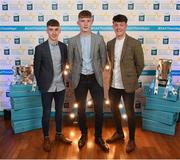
[
  {"x1": 75, "y1": 74, "x2": 104, "y2": 138},
  {"x1": 41, "y1": 90, "x2": 65, "y2": 137},
  {"x1": 109, "y1": 87, "x2": 135, "y2": 140}
]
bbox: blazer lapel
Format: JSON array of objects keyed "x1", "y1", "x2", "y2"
[
  {"x1": 44, "y1": 41, "x2": 53, "y2": 68},
  {"x1": 120, "y1": 34, "x2": 128, "y2": 62},
  {"x1": 110, "y1": 38, "x2": 116, "y2": 68},
  {"x1": 58, "y1": 42, "x2": 64, "y2": 66},
  {"x1": 76, "y1": 34, "x2": 82, "y2": 59},
  {"x1": 90, "y1": 33, "x2": 95, "y2": 59}
]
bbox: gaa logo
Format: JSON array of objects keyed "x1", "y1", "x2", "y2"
[
  {"x1": 102, "y1": 1, "x2": 108, "y2": 10},
  {"x1": 14, "y1": 36, "x2": 20, "y2": 44},
  {"x1": 151, "y1": 48, "x2": 157, "y2": 55},
  {"x1": 27, "y1": 2, "x2": 33, "y2": 10},
  {"x1": 153, "y1": 1, "x2": 160, "y2": 10},
  {"x1": 139, "y1": 13, "x2": 145, "y2": 21},
  {"x1": 128, "y1": 2, "x2": 134, "y2": 10},
  {"x1": 2, "y1": 2, "x2": 8, "y2": 10},
  {"x1": 173, "y1": 49, "x2": 179, "y2": 56},
  {"x1": 77, "y1": 1, "x2": 83, "y2": 10},
  {"x1": 52, "y1": 2, "x2": 58, "y2": 10},
  {"x1": 163, "y1": 36, "x2": 169, "y2": 44},
  {"x1": 4, "y1": 48, "x2": 10, "y2": 55},
  {"x1": 13, "y1": 14, "x2": 20, "y2": 22}
]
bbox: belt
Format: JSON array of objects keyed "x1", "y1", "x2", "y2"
[{"x1": 80, "y1": 73, "x2": 95, "y2": 78}]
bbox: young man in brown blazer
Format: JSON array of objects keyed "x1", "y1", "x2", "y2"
[{"x1": 106, "y1": 14, "x2": 144, "y2": 153}]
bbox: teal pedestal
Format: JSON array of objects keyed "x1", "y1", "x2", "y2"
[
  {"x1": 9, "y1": 84, "x2": 42, "y2": 134},
  {"x1": 143, "y1": 84, "x2": 180, "y2": 135}
]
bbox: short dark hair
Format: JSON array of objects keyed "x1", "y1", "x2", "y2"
[
  {"x1": 47, "y1": 19, "x2": 60, "y2": 27},
  {"x1": 113, "y1": 14, "x2": 128, "y2": 23},
  {"x1": 78, "y1": 10, "x2": 92, "y2": 19}
]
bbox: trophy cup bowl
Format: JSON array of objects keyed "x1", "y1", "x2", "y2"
[
  {"x1": 157, "y1": 59, "x2": 172, "y2": 86},
  {"x1": 19, "y1": 65, "x2": 34, "y2": 85}
]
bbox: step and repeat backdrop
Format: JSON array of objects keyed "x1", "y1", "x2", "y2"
[{"x1": 0, "y1": 0, "x2": 179, "y2": 111}]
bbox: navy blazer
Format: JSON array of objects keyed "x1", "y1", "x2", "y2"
[{"x1": 34, "y1": 40, "x2": 67, "y2": 93}]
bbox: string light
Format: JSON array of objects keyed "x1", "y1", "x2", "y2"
[
  {"x1": 105, "y1": 65, "x2": 110, "y2": 70},
  {"x1": 69, "y1": 113, "x2": 75, "y2": 119},
  {"x1": 87, "y1": 141, "x2": 93, "y2": 148},
  {"x1": 65, "y1": 64, "x2": 70, "y2": 69},
  {"x1": 69, "y1": 131, "x2": 75, "y2": 137},
  {"x1": 122, "y1": 114, "x2": 127, "y2": 119},
  {"x1": 105, "y1": 99, "x2": 110, "y2": 105},
  {"x1": 73, "y1": 103, "x2": 78, "y2": 108},
  {"x1": 119, "y1": 103, "x2": 123, "y2": 109},
  {"x1": 87, "y1": 100, "x2": 93, "y2": 106},
  {"x1": 64, "y1": 70, "x2": 68, "y2": 75}
]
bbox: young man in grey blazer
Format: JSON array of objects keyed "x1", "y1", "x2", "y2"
[
  {"x1": 106, "y1": 14, "x2": 144, "y2": 153},
  {"x1": 68, "y1": 10, "x2": 109, "y2": 152},
  {"x1": 34, "y1": 19, "x2": 72, "y2": 152}
]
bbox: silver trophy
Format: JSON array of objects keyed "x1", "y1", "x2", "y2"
[
  {"x1": 19, "y1": 65, "x2": 34, "y2": 85},
  {"x1": 12, "y1": 65, "x2": 34, "y2": 85},
  {"x1": 12, "y1": 66, "x2": 22, "y2": 84},
  {"x1": 157, "y1": 59, "x2": 172, "y2": 86},
  {"x1": 149, "y1": 59, "x2": 172, "y2": 95}
]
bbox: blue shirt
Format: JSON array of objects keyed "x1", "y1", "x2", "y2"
[{"x1": 80, "y1": 35, "x2": 94, "y2": 75}]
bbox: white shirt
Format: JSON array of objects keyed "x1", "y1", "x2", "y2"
[{"x1": 111, "y1": 37, "x2": 125, "y2": 89}]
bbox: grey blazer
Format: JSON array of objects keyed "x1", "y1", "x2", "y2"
[{"x1": 68, "y1": 33, "x2": 107, "y2": 89}]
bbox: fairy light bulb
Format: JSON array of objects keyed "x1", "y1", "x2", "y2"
[
  {"x1": 105, "y1": 65, "x2": 110, "y2": 70},
  {"x1": 105, "y1": 99, "x2": 110, "y2": 105},
  {"x1": 73, "y1": 103, "x2": 78, "y2": 108},
  {"x1": 122, "y1": 114, "x2": 127, "y2": 119},
  {"x1": 69, "y1": 113, "x2": 75, "y2": 119},
  {"x1": 70, "y1": 131, "x2": 75, "y2": 137},
  {"x1": 87, "y1": 100, "x2": 92, "y2": 106},
  {"x1": 65, "y1": 64, "x2": 70, "y2": 69},
  {"x1": 64, "y1": 70, "x2": 68, "y2": 75},
  {"x1": 119, "y1": 103, "x2": 123, "y2": 109}
]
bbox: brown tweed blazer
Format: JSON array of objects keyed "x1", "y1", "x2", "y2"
[{"x1": 107, "y1": 34, "x2": 144, "y2": 93}]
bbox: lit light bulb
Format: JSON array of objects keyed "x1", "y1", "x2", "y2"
[
  {"x1": 105, "y1": 65, "x2": 110, "y2": 70},
  {"x1": 64, "y1": 70, "x2": 68, "y2": 75},
  {"x1": 105, "y1": 100, "x2": 110, "y2": 105},
  {"x1": 73, "y1": 103, "x2": 78, "y2": 108},
  {"x1": 65, "y1": 64, "x2": 70, "y2": 69},
  {"x1": 69, "y1": 113, "x2": 75, "y2": 119},
  {"x1": 87, "y1": 100, "x2": 92, "y2": 106},
  {"x1": 70, "y1": 131, "x2": 75, "y2": 137},
  {"x1": 119, "y1": 104, "x2": 123, "y2": 109},
  {"x1": 87, "y1": 141, "x2": 93, "y2": 148},
  {"x1": 122, "y1": 114, "x2": 127, "y2": 119}
]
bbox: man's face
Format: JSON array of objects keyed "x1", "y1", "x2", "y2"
[
  {"x1": 47, "y1": 25, "x2": 60, "y2": 42},
  {"x1": 113, "y1": 22, "x2": 127, "y2": 38},
  {"x1": 77, "y1": 17, "x2": 93, "y2": 33}
]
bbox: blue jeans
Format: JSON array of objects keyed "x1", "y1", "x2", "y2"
[
  {"x1": 41, "y1": 90, "x2": 65, "y2": 137},
  {"x1": 75, "y1": 74, "x2": 104, "y2": 138}
]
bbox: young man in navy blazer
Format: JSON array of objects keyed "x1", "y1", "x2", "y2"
[{"x1": 34, "y1": 19, "x2": 72, "y2": 152}]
